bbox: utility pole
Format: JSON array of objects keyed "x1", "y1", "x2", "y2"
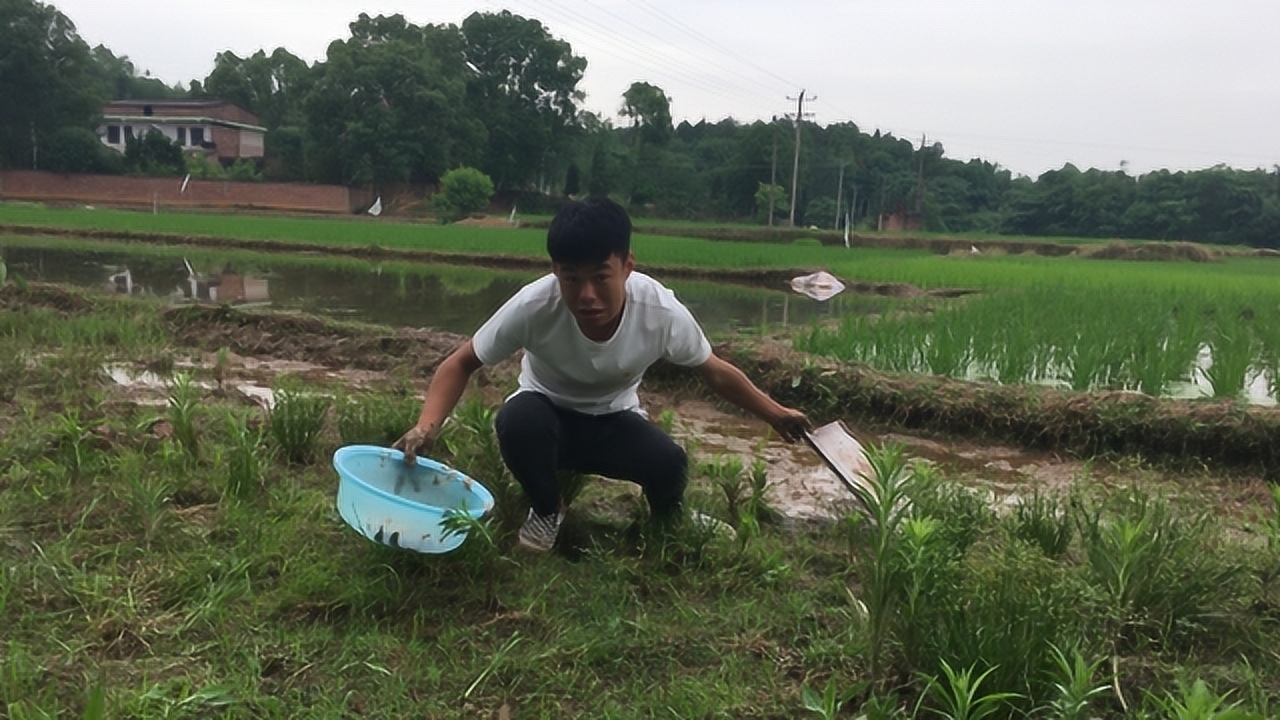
[
  {"x1": 849, "y1": 184, "x2": 859, "y2": 231},
  {"x1": 787, "y1": 90, "x2": 814, "y2": 227},
  {"x1": 915, "y1": 133, "x2": 927, "y2": 214},
  {"x1": 834, "y1": 162, "x2": 845, "y2": 231},
  {"x1": 768, "y1": 133, "x2": 778, "y2": 228}
]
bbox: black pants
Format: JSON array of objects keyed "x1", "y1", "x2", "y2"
[{"x1": 494, "y1": 391, "x2": 687, "y2": 518}]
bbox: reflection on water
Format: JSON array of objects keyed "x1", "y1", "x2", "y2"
[
  {"x1": 107, "y1": 264, "x2": 271, "y2": 304},
  {"x1": 0, "y1": 241, "x2": 871, "y2": 336}
]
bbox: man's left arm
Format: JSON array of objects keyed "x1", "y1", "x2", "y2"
[{"x1": 694, "y1": 353, "x2": 810, "y2": 442}]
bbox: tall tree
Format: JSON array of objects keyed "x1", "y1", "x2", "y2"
[
  {"x1": 460, "y1": 10, "x2": 587, "y2": 191},
  {"x1": 302, "y1": 13, "x2": 484, "y2": 186},
  {"x1": 203, "y1": 48, "x2": 312, "y2": 129},
  {"x1": 0, "y1": 0, "x2": 103, "y2": 168},
  {"x1": 620, "y1": 81, "x2": 672, "y2": 147},
  {"x1": 90, "y1": 45, "x2": 183, "y2": 100}
]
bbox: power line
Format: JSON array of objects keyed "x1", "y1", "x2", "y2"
[
  {"x1": 504, "y1": 0, "x2": 770, "y2": 110},
  {"x1": 627, "y1": 0, "x2": 798, "y2": 95}
]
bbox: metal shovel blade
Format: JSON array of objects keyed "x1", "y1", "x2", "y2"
[{"x1": 804, "y1": 421, "x2": 876, "y2": 513}]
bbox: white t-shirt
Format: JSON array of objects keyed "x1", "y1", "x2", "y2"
[{"x1": 471, "y1": 271, "x2": 713, "y2": 415}]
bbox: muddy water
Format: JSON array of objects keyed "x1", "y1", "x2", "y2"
[{"x1": 0, "y1": 240, "x2": 874, "y2": 335}]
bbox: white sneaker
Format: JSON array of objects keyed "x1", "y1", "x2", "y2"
[
  {"x1": 517, "y1": 508, "x2": 564, "y2": 552},
  {"x1": 690, "y1": 510, "x2": 737, "y2": 541}
]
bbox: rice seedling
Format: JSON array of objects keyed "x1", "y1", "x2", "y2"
[
  {"x1": 107, "y1": 448, "x2": 174, "y2": 543},
  {"x1": 1204, "y1": 325, "x2": 1255, "y2": 399},
  {"x1": 743, "y1": 451, "x2": 777, "y2": 526},
  {"x1": 925, "y1": 329, "x2": 968, "y2": 379},
  {"x1": 120, "y1": 460, "x2": 175, "y2": 546},
  {"x1": 267, "y1": 384, "x2": 332, "y2": 465},
  {"x1": 799, "y1": 282, "x2": 1280, "y2": 404}
]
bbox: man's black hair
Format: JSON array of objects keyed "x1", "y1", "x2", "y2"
[{"x1": 546, "y1": 197, "x2": 631, "y2": 264}]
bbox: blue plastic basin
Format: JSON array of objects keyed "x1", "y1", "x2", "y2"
[{"x1": 333, "y1": 445, "x2": 494, "y2": 553}]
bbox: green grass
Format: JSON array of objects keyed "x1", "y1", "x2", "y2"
[
  {"x1": 8, "y1": 203, "x2": 1280, "y2": 295},
  {"x1": 3, "y1": 284, "x2": 1280, "y2": 717}
]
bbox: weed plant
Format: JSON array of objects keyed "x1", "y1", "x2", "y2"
[
  {"x1": 1005, "y1": 489, "x2": 1074, "y2": 558},
  {"x1": 1076, "y1": 489, "x2": 1242, "y2": 647},
  {"x1": 0, "y1": 341, "x2": 24, "y2": 402},
  {"x1": 224, "y1": 411, "x2": 268, "y2": 500},
  {"x1": 336, "y1": 391, "x2": 420, "y2": 447},
  {"x1": 433, "y1": 396, "x2": 537, "y2": 535},
  {"x1": 267, "y1": 383, "x2": 332, "y2": 464},
  {"x1": 167, "y1": 372, "x2": 201, "y2": 460},
  {"x1": 918, "y1": 660, "x2": 1021, "y2": 720}
]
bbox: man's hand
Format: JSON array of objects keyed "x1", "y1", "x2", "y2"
[
  {"x1": 392, "y1": 423, "x2": 437, "y2": 465},
  {"x1": 769, "y1": 408, "x2": 811, "y2": 443}
]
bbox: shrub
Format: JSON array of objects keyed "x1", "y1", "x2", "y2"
[
  {"x1": 124, "y1": 129, "x2": 184, "y2": 176},
  {"x1": 43, "y1": 127, "x2": 123, "y2": 174},
  {"x1": 434, "y1": 167, "x2": 495, "y2": 221}
]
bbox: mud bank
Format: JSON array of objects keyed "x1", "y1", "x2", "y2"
[{"x1": 648, "y1": 343, "x2": 1280, "y2": 477}]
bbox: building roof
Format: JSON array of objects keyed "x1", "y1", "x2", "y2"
[
  {"x1": 100, "y1": 114, "x2": 267, "y2": 133},
  {"x1": 102, "y1": 100, "x2": 263, "y2": 130}
]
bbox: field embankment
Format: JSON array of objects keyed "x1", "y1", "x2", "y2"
[
  {"x1": 669, "y1": 343, "x2": 1280, "y2": 477},
  {"x1": 12, "y1": 282, "x2": 1275, "y2": 474}
]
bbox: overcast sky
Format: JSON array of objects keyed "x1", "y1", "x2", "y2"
[{"x1": 51, "y1": 0, "x2": 1280, "y2": 178}]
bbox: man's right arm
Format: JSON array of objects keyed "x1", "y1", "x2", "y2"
[{"x1": 393, "y1": 339, "x2": 484, "y2": 462}]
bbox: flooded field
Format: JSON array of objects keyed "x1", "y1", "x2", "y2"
[{"x1": 0, "y1": 239, "x2": 880, "y2": 336}]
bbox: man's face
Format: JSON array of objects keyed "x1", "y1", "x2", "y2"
[{"x1": 553, "y1": 253, "x2": 634, "y2": 339}]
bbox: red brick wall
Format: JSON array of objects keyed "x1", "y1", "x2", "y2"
[
  {"x1": 211, "y1": 126, "x2": 241, "y2": 158},
  {"x1": 0, "y1": 170, "x2": 361, "y2": 214}
]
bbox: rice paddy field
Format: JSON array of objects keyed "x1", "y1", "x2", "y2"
[
  {"x1": 4, "y1": 202, "x2": 1280, "y2": 717},
  {"x1": 4, "y1": 203, "x2": 1280, "y2": 403}
]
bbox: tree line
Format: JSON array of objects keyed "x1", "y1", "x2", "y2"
[{"x1": 2, "y1": 0, "x2": 1277, "y2": 246}]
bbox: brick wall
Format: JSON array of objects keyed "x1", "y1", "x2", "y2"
[
  {"x1": 211, "y1": 126, "x2": 241, "y2": 158},
  {"x1": 0, "y1": 170, "x2": 364, "y2": 214}
]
